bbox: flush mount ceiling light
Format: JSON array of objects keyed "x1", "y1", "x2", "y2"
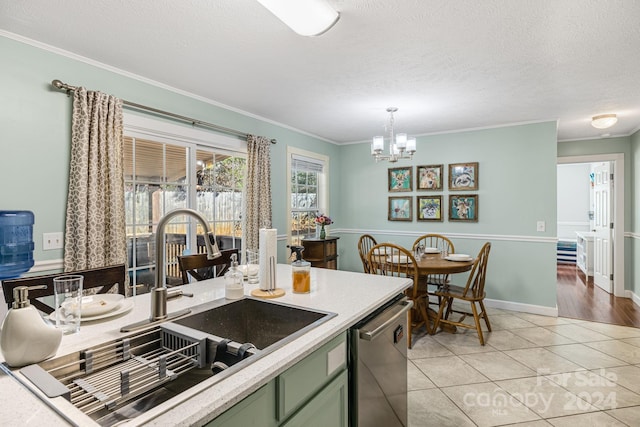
[
  {"x1": 591, "y1": 114, "x2": 618, "y2": 129},
  {"x1": 371, "y1": 107, "x2": 416, "y2": 163},
  {"x1": 256, "y1": 0, "x2": 340, "y2": 36}
]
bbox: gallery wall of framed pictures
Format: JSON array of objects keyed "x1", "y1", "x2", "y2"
[{"x1": 387, "y1": 162, "x2": 479, "y2": 222}]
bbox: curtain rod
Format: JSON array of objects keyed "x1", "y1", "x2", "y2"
[{"x1": 51, "y1": 79, "x2": 276, "y2": 144}]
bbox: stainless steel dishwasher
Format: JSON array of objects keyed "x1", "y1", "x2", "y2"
[{"x1": 350, "y1": 294, "x2": 413, "y2": 427}]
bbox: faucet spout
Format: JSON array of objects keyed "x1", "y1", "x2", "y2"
[{"x1": 151, "y1": 208, "x2": 221, "y2": 321}]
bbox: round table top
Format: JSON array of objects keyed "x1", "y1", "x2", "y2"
[{"x1": 415, "y1": 253, "x2": 474, "y2": 274}]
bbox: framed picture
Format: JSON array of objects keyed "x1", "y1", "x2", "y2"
[
  {"x1": 417, "y1": 164, "x2": 443, "y2": 190},
  {"x1": 449, "y1": 162, "x2": 479, "y2": 191},
  {"x1": 449, "y1": 195, "x2": 478, "y2": 222},
  {"x1": 388, "y1": 196, "x2": 413, "y2": 221},
  {"x1": 417, "y1": 196, "x2": 443, "y2": 221},
  {"x1": 388, "y1": 166, "x2": 412, "y2": 192}
]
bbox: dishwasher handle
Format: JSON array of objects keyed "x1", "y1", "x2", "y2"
[{"x1": 359, "y1": 299, "x2": 413, "y2": 341}]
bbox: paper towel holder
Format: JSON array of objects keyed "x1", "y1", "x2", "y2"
[{"x1": 251, "y1": 254, "x2": 285, "y2": 298}]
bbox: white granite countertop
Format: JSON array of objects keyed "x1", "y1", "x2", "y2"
[{"x1": 0, "y1": 264, "x2": 411, "y2": 426}]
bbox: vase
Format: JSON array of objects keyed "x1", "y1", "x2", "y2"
[{"x1": 320, "y1": 224, "x2": 326, "y2": 239}]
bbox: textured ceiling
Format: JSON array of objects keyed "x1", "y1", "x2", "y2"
[{"x1": 1, "y1": 0, "x2": 640, "y2": 143}]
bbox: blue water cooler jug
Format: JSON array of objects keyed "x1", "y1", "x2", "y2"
[{"x1": 0, "y1": 211, "x2": 35, "y2": 280}]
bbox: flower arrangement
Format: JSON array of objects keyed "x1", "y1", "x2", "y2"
[
  {"x1": 315, "y1": 214, "x2": 333, "y2": 239},
  {"x1": 314, "y1": 214, "x2": 333, "y2": 226}
]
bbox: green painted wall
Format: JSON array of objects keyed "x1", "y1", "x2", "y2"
[
  {"x1": 336, "y1": 123, "x2": 559, "y2": 308},
  {"x1": 0, "y1": 35, "x2": 341, "y2": 265},
  {"x1": 557, "y1": 136, "x2": 632, "y2": 230},
  {"x1": 557, "y1": 136, "x2": 635, "y2": 292},
  {"x1": 9, "y1": 34, "x2": 639, "y2": 310}
]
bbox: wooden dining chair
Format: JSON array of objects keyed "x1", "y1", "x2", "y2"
[
  {"x1": 412, "y1": 233, "x2": 455, "y2": 256},
  {"x1": 177, "y1": 248, "x2": 239, "y2": 285},
  {"x1": 366, "y1": 243, "x2": 432, "y2": 348},
  {"x1": 432, "y1": 242, "x2": 492, "y2": 345},
  {"x1": 412, "y1": 233, "x2": 455, "y2": 306},
  {"x1": 2, "y1": 264, "x2": 127, "y2": 314},
  {"x1": 357, "y1": 234, "x2": 377, "y2": 273}
]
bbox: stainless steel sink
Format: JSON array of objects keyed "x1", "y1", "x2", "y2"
[
  {"x1": 14, "y1": 297, "x2": 335, "y2": 426},
  {"x1": 173, "y1": 297, "x2": 335, "y2": 350}
]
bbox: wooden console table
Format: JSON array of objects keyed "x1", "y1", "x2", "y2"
[{"x1": 301, "y1": 236, "x2": 339, "y2": 270}]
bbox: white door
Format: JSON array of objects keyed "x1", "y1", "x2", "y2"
[{"x1": 592, "y1": 162, "x2": 613, "y2": 293}]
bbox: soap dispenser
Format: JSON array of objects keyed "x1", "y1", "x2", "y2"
[
  {"x1": 224, "y1": 253, "x2": 244, "y2": 300},
  {"x1": 288, "y1": 245, "x2": 311, "y2": 294},
  {"x1": 0, "y1": 285, "x2": 62, "y2": 367}
]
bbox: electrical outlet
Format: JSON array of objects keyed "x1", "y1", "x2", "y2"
[
  {"x1": 536, "y1": 221, "x2": 546, "y2": 232},
  {"x1": 43, "y1": 232, "x2": 64, "y2": 250}
]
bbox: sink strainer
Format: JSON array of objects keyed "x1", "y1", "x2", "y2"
[{"x1": 22, "y1": 323, "x2": 207, "y2": 416}]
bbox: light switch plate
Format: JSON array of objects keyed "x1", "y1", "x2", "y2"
[
  {"x1": 536, "y1": 221, "x2": 546, "y2": 232},
  {"x1": 43, "y1": 232, "x2": 64, "y2": 250}
]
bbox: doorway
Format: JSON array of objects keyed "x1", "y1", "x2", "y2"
[
  {"x1": 557, "y1": 154, "x2": 627, "y2": 324},
  {"x1": 557, "y1": 263, "x2": 640, "y2": 327}
]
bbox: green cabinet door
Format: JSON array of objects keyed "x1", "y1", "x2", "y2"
[
  {"x1": 207, "y1": 332, "x2": 348, "y2": 427},
  {"x1": 277, "y1": 332, "x2": 347, "y2": 420},
  {"x1": 281, "y1": 370, "x2": 348, "y2": 427},
  {"x1": 206, "y1": 380, "x2": 278, "y2": 427}
]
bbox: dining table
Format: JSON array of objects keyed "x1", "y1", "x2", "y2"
[
  {"x1": 414, "y1": 251, "x2": 475, "y2": 276},
  {"x1": 369, "y1": 248, "x2": 475, "y2": 331},
  {"x1": 413, "y1": 251, "x2": 475, "y2": 334}
]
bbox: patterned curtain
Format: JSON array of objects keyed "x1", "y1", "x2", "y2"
[
  {"x1": 64, "y1": 87, "x2": 127, "y2": 272},
  {"x1": 244, "y1": 135, "x2": 273, "y2": 251}
]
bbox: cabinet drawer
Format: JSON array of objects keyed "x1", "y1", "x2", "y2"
[
  {"x1": 302, "y1": 237, "x2": 339, "y2": 270},
  {"x1": 277, "y1": 332, "x2": 347, "y2": 420},
  {"x1": 303, "y1": 243, "x2": 325, "y2": 260}
]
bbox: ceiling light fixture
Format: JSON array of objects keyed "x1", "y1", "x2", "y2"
[
  {"x1": 371, "y1": 107, "x2": 416, "y2": 163},
  {"x1": 591, "y1": 114, "x2": 618, "y2": 129},
  {"x1": 256, "y1": 0, "x2": 340, "y2": 36}
]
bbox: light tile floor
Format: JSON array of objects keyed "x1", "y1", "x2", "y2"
[{"x1": 408, "y1": 305, "x2": 640, "y2": 426}]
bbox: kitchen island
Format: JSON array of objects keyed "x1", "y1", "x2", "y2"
[{"x1": 0, "y1": 264, "x2": 411, "y2": 426}]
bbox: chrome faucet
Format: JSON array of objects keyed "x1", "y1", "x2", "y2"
[
  {"x1": 121, "y1": 208, "x2": 221, "y2": 332},
  {"x1": 150, "y1": 208, "x2": 221, "y2": 321}
]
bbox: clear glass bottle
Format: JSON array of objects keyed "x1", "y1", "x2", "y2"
[
  {"x1": 224, "y1": 254, "x2": 244, "y2": 299},
  {"x1": 289, "y1": 245, "x2": 310, "y2": 293}
]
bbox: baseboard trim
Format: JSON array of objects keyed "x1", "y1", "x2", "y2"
[
  {"x1": 628, "y1": 290, "x2": 640, "y2": 309},
  {"x1": 484, "y1": 298, "x2": 558, "y2": 317}
]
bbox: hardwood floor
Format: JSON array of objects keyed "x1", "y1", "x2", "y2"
[{"x1": 557, "y1": 263, "x2": 640, "y2": 328}]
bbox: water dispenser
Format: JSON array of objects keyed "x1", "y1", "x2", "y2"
[{"x1": 0, "y1": 211, "x2": 35, "y2": 280}]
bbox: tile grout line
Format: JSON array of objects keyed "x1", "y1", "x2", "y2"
[{"x1": 408, "y1": 311, "x2": 640, "y2": 426}]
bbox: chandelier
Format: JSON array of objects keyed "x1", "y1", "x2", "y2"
[{"x1": 371, "y1": 107, "x2": 416, "y2": 163}]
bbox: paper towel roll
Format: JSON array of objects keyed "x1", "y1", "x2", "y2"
[{"x1": 259, "y1": 228, "x2": 277, "y2": 290}]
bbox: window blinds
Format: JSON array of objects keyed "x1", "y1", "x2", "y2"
[{"x1": 292, "y1": 154, "x2": 324, "y2": 173}]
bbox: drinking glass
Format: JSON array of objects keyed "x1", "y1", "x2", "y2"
[
  {"x1": 245, "y1": 250, "x2": 259, "y2": 284},
  {"x1": 53, "y1": 275, "x2": 84, "y2": 334}
]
